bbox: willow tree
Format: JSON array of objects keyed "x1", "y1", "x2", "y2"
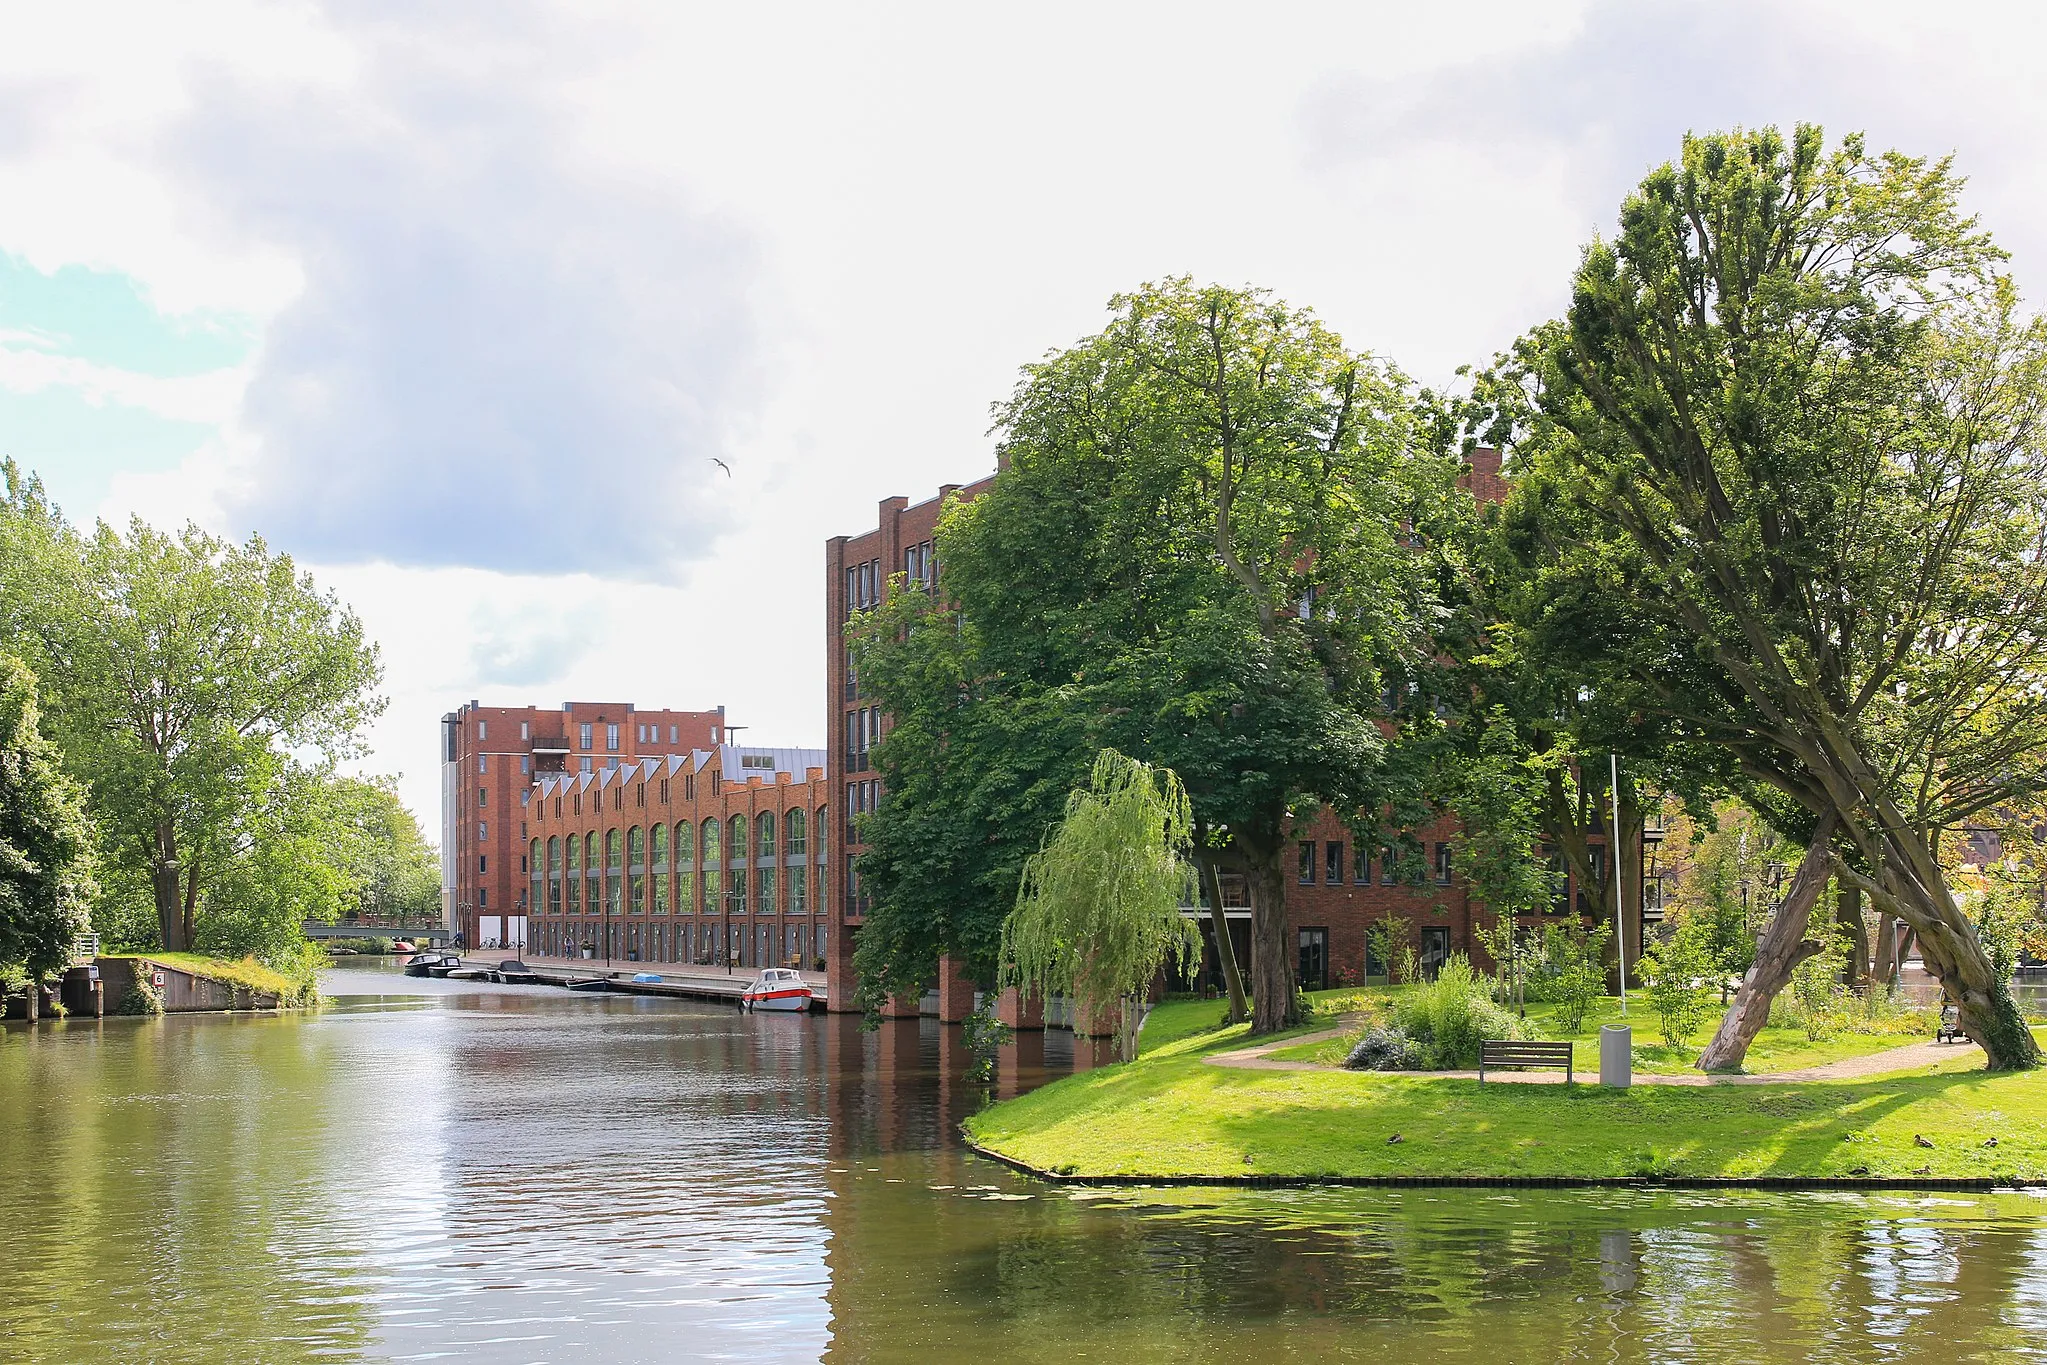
[
  {"x1": 1511, "y1": 125, "x2": 2047, "y2": 1069},
  {"x1": 1002, "y1": 750, "x2": 1203, "y2": 1062}
]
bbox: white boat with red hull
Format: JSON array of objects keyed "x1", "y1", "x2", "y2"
[{"x1": 740, "y1": 969, "x2": 817, "y2": 1012}]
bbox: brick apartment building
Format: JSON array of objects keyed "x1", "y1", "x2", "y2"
[
  {"x1": 439, "y1": 700, "x2": 726, "y2": 950},
  {"x1": 819, "y1": 452, "x2": 1646, "y2": 1007},
  {"x1": 824, "y1": 481, "x2": 994, "y2": 1008},
  {"x1": 524, "y1": 745, "x2": 830, "y2": 968}
]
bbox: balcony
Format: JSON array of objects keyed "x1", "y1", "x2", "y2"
[{"x1": 530, "y1": 736, "x2": 571, "y2": 754}]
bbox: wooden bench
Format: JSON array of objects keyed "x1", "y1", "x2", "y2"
[{"x1": 1479, "y1": 1039, "x2": 1573, "y2": 1084}]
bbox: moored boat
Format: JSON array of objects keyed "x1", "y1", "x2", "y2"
[
  {"x1": 565, "y1": 976, "x2": 611, "y2": 992},
  {"x1": 740, "y1": 968, "x2": 816, "y2": 1012},
  {"x1": 494, "y1": 960, "x2": 538, "y2": 983},
  {"x1": 403, "y1": 951, "x2": 456, "y2": 978}
]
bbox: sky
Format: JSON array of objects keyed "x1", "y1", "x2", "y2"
[{"x1": 5, "y1": 0, "x2": 2047, "y2": 832}]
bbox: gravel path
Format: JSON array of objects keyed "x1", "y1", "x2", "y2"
[{"x1": 1203, "y1": 1026, "x2": 1981, "y2": 1084}]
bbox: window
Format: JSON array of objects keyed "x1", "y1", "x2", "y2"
[
  {"x1": 580, "y1": 722, "x2": 594, "y2": 750},
  {"x1": 548, "y1": 837, "x2": 562, "y2": 915},
  {"x1": 759, "y1": 864, "x2": 777, "y2": 913},
  {"x1": 628, "y1": 827, "x2": 645, "y2": 914},
  {"x1": 478, "y1": 821, "x2": 487, "y2": 840},
  {"x1": 606, "y1": 723, "x2": 620, "y2": 752},
  {"x1": 521, "y1": 721, "x2": 530, "y2": 740},
  {"x1": 1354, "y1": 850, "x2": 1371, "y2": 885},
  {"x1": 677, "y1": 821, "x2": 696, "y2": 912},
  {"x1": 607, "y1": 828, "x2": 623, "y2": 874},
  {"x1": 729, "y1": 813, "x2": 746, "y2": 862},
  {"x1": 1326, "y1": 841, "x2": 1344, "y2": 885},
  {"x1": 580, "y1": 757, "x2": 592, "y2": 774},
  {"x1": 477, "y1": 719, "x2": 487, "y2": 740},
  {"x1": 479, "y1": 855, "x2": 487, "y2": 873},
  {"x1": 659, "y1": 778, "x2": 670, "y2": 803},
  {"x1": 757, "y1": 810, "x2": 776, "y2": 858},
  {"x1": 1434, "y1": 842, "x2": 1453, "y2": 886},
  {"x1": 652, "y1": 824, "x2": 669, "y2": 914},
  {"x1": 566, "y1": 836, "x2": 582, "y2": 912},
  {"x1": 785, "y1": 807, "x2": 806, "y2": 857},
  {"x1": 635, "y1": 782, "x2": 645, "y2": 808},
  {"x1": 669, "y1": 725, "x2": 677, "y2": 743},
  {"x1": 478, "y1": 754, "x2": 488, "y2": 773},
  {"x1": 607, "y1": 757, "x2": 619, "y2": 774},
  {"x1": 478, "y1": 787, "x2": 487, "y2": 808},
  {"x1": 1298, "y1": 841, "x2": 1316, "y2": 884},
  {"x1": 1297, "y1": 927, "x2": 1329, "y2": 991},
  {"x1": 816, "y1": 805, "x2": 828, "y2": 862},
  {"x1": 791, "y1": 859, "x2": 806, "y2": 913},
  {"x1": 479, "y1": 887, "x2": 487, "y2": 908},
  {"x1": 742, "y1": 753, "x2": 774, "y2": 770},
  {"x1": 521, "y1": 756, "x2": 531, "y2": 775}
]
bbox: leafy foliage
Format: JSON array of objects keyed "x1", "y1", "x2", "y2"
[
  {"x1": 0, "y1": 654, "x2": 94, "y2": 981},
  {"x1": 1387, "y1": 955, "x2": 1526, "y2": 1068},
  {"x1": 1640, "y1": 917, "x2": 1719, "y2": 1049},
  {"x1": 1001, "y1": 750, "x2": 1203, "y2": 1061}
]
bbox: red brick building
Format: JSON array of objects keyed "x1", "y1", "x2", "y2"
[
  {"x1": 523, "y1": 745, "x2": 830, "y2": 968},
  {"x1": 439, "y1": 700, "x2": 725, "y2": 950},
  {"x1": 819, "y1": 452, "x2": 1644, "y2": 1006}
]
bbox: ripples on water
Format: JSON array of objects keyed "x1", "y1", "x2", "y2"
[{"x1": 1, "y1": 965, "x2": 2044, "y2": 1363}]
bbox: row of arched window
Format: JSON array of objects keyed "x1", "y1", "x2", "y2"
[{"x1": 529, "y1": 807, "x2": 826, "y2": 917}]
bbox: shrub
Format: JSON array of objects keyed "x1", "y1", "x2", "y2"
[
  {"x1": 1390, "y1": 955, "x2": 1524, "y2": 1068},
  {"x1": 1640, "y1": 918, "x2": 1717, "y2": 1049},
  {"x1": 117, "y1": 973, "x2": 163, "y2": 1016},
  {"x1": 1344, "y1": 1026, "x2": 1424, "y2": 1071},
  {"x1": 1786, "y1": 933, "x2": 1850, "y2": 1041},
  {"x1": 1531, "y1": 921, "x2": 1611, "y2": 1033}
]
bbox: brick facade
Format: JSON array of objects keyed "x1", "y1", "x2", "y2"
[
  {"x1": 439, "y1": 700, "x2": 724, "y2": 951},
  {"x1": 524, "y1": 746, "x2": 831, "y2": 969}
]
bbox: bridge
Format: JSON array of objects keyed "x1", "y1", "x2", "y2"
[{"x1": 302, "y1": 921, "x2": 454, "y2": 946}]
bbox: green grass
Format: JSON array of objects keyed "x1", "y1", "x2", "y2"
[
  {"x1": 105, "y1": 952, "x2": 302, "y2": 1000},
  {"x1": 965, "y1": 997, "x2": 2047, "y2": 1182},
  {"x1": 1264, "y1": 990, "x2": 1938, "y2": 1075}
]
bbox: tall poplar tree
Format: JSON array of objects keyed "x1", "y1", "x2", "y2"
[{"x1": 0, "y1": 655, "x2": 94, "y2": 984}]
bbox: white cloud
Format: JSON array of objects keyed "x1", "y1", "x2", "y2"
[{"x1": 0, "y1": 343, "x2": 247, "y2": 424}]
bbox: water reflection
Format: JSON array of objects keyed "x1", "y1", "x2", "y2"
[{"x1": 1, "y1": 969, "x2": 2044, "y2": 1363}]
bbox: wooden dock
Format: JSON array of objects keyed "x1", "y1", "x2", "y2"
[{"x1": 517, "y1": 959, "x2": 829, "y2": 1009}]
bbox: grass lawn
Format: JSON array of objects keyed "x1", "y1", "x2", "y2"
[
  {"x1": 965, "y1": 997, "x2": 2047, "y2": 1183},
  {"x1": 1264, "y1": 989, "x2": 1940, "y2": 1075},
  {"x1": 104, "y1": 951, "x2": 303, "y2": 1000}
]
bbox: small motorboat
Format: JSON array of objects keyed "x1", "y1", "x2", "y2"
[
  {"x1": 391, "y1": 939, "x2": 416, "y2": 954},
  {"x1": 403, "y1": 951, "x2": 456, "y2": 978},
  {"x1": 740, "y1": 968, "x2": 816, "y2": 1012},
  {"x1": 445, "y1": 965, "x2": 490, "y2": 980},
  {"x1": 565, "y1": 976, "x2": 611, "y2": 992},
  {"x1": 494, "y1": 960, "x2": 538, "y2": 984}
]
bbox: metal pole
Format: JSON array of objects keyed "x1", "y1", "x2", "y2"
[{"x1": 1611, "y1": 751, "x2": 1627, "y2": 1018}]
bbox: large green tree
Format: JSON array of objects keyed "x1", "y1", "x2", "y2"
[
  {"x1": 1505, "y1": 126, "x2": 2047, "y2": 1069},
  {"x1": 854, "y1": 280, "x2": 1454, "y2": 1033},
  {"x1": 0, "y1": 469, "x2": 385, "y2": 955},
  {"x1": 0, "y1": 655, "x2": 94, "y2": 985}
]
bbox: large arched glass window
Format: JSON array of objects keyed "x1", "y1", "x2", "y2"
[
  {"x1": 677, "y1": 821, "x2": 696, "y2": 912},
  {"x1": 816, "y1": 805, "x2": 829, "y2": 861},
  {"x1": 758, "y1": 807, "x2": 778, "y2": 914},
  {"x1": 530, "y1": 838, "x2": 543, "y2": 919},
  {"x1": 566, "y1": 833, "x2": 582, "y2": 912},
  {"x1": 607, "y1": 828, "x2": 623, "y2": 874},
  {"x1": 547, "y1": 836, "x2": 562, "y2": 915},
  {"x1": 627, "y1": 826, "x2": 645, "y2": 915},
  {"x1": 728, "y1": 814, "x2": 747, "y2": 912},
  {"x1": 785, "y1": 808, "x2": 806, "y2": 857},
  {"x1": 817, "y1": 805, "x2": 830, "y2": 911},
  {"x1": 650, "y1": 823, "x2": 669, "y2": 914},
  {"x1": 702, "y1": 818, "x2": 720, "y2": 868}
]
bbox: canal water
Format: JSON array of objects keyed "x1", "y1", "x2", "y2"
[{"x1": 3, "y1": 965, "x2": 2046, "y2": 1363}]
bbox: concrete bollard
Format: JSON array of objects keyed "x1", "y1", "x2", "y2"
[{"x1": 1600, "y1": 1024, "x2": 1632, "y2": 1088}]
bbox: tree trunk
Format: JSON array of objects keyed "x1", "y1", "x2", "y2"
[
  {"x1": 1836, "y1": 884, "x2": 1867, "y2": 988},
  {"x1": 1197, "y1": 852, "x2": 1248, "y2": 1025},
  {"x1": 181, "y1": 859, "x2": 201, "y2": 953},
  {"x1": 1877, "y1": 856, "x2": 2039, "y2": 1071},
  {"x1": 1872, "y1": 911, "x2": 1899, "y2": 986},
  {"x1": 1696, "y1": 811, "x2": 1836, "y2": 1072},
  {"x1": 152, "y1": 822, "x2": 186, "y2": 953},
  {"x1": 1244, "y1": 837, "x2": 1299, "y2": 1035}
]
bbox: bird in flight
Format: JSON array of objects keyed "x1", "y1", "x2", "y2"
[{"x1": 711, "y1": 457, "x2": 732, "y2": 477}]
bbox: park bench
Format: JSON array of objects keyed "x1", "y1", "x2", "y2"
[{"x1": 1478, "y1": 1039, "x2": 1574, "y2": 1084}]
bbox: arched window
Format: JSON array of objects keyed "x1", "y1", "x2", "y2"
[
  {"x1": 566, "y1": 833, "x2": 582, "y2": 912},
  {"x1": 758, "y1": 808, "x2": 778, "y2": 914},
  {"x1": 607, "y1": 828, "x2": 623, "y2": 874},
  {"x1": 676, "y1": 821, "x2": 696, "y2": 913},
  {"x1": 785, "y1": 807, "x2": 806, "y2": 857},
  {"x1": 788, "y1": 813, "x2": 808, "y2": 913},
  {"x1": 650, "y1": 823, "x2": 669, "y2": 914},
  {"x1": 816, "y1": 805, "x2": 829, "y2": 861},
  {"x1": 702, "y1": 818, "x2": 720, "y2": 868},
  {"x1": 817, "y1": 805, "x2": 830, "y2": 909},
  {"x1": 530, "y1": 838, "x2": 543, "y2": 920},
  {"x1": 585, "y1": 832, "x2": 600, "y2": 914},
  {"x1": 728, "y1": 814, "x2": 747, "y2": 913},
  {"x1": 628, "y1": 827, "x2": 645, "y2": 915},
  {"x1": 547, "y1": 836, "x2": 562, "y2": 915}
]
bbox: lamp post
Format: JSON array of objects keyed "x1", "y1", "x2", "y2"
[{"x1": 1579, "y1": 687, "x2": 1628, "y2": 1017}]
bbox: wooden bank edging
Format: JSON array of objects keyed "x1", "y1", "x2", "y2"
[{"x1": 960, "y1": 1137, "x2": 2039, "y2": 1193}]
